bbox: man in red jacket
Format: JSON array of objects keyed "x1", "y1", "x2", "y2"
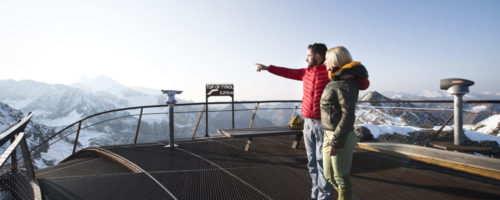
[{"x1": 256, "y1": 43, "x2": 333, "y2": 200}]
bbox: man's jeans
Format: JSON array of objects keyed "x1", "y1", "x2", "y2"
[{"x1": 304, "y1": 118, "x2": 333, "y2": 200}]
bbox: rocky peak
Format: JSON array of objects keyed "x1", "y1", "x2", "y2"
[
  {"x1": 0, "y1": 102, "x2": 25, "y2": 130},
  {"x1": 360, "y1": 91, "x2": 391, "y2": 101}
]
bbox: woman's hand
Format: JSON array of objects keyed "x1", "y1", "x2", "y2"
[{"x1": 330, "y1": 146, "x2": 339, "y2": 156}]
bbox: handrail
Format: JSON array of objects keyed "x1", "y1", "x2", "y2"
[
  {"x1": 30, "y1": 100, "x2": 301, "y2": 153},
  {"x1": 29, "y1": 99, "x2": 500, "y2": 158},
  {"x1": 35, "y1": 106, "x2": 306, "y2": 152},
  {"x1": 358, "y1": 100, "x2": 500, "y2": 104},
  {"x1": 0, "y1": 113, "x2": 40, "y2": 200},
  {"x1": 0, "y1": 113, "x2": 35, "y2": 177},
  {"x1": 357, "y1": 105, "x2": 500, "y2": 115},
  {"x1": 0, "y1": 112, "x2": 33, "y2": 146},
  {"x1": 36, "y1": 99, "x2": 500, "y2": 146},
  {"x1": 0, "y1": 132, "x2": 25, "y2": 167},
  {"x1": 35, "y1": 100, "x2": 301, "y2": 147}
]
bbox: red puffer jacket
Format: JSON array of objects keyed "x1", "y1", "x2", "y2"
[{"x1": 268, "y1": 64, "x2": 329, "y2": 119}]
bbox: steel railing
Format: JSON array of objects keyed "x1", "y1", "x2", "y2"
[
  {"x1": 1, "y1": 99, "x2": 498, "y2": 200},
  {"x1": 0, "y1": 112, "x2": 41, "y2": 200},
  {"x1": 30, "y1": 101, "x2": 302, "y2": 155},
  {"x1": 28, "y1": 100, "x2": 500, "y2": 166}
]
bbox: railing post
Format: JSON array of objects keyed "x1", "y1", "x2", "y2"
[
  {"x1": 426, "y1": 114, "x2": 454, "y2": 147},
  {"x1": 72, "y1": 121, "x2": 82, "y2": 155},
  {"x1": 134, "y1": 108, "x2": 144, "y2": 144},
  {"x1": 10, "y1": 137, "x2": 17, "y2": 173},
  {"x1": 249, "y1": 103, "x2": 260, "y2": 128},
  {"x1": 168, "y1": 104, "x2": 175, "y2": 149},
  {"x1": 20, "y1": 134, "x2": 35, "y2": 179},
  {"x1": 205, "y1": 100, "x2": 209, "y2": 137},
  {"x1": 232, "y1": 98, "x2": 235, "y2": 129},
  {"x1": 192, "y1": 104, "x2": 206, "y2": 140},
  {"x1": 454, "y1": 94, "x2": 465, "y2": 145}
]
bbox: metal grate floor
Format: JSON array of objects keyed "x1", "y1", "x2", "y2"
[
  {"x1": 36, "y1": 156, "x2": 130, "y2": 179},
  {"x1": 36, "y1": 135, "x2": 500, "y2": 200},
  {"x1": 38, "y1": 173, "x2": 175, "y2": 200}
]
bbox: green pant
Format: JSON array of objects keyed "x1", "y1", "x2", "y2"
[{"x1": 323, "y1": 130, "x2": 356, "y2": 200}]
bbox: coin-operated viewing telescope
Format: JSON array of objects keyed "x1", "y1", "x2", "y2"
[
  {"x1": 162, "y1": 90, "x2": 183, "y2": 104},
  {"x1": 161, "y1": 90, "x2": 183, "y2": 150},
  {"x1": 440, "y1": 78, "x2": 474, "y2": 145}
]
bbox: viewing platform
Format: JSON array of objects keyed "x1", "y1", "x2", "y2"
[
  {"x1": 35, "y1": 135, "x2": 500, "y2": 200},
  {"x1": 2, "y1": 99, "x2": 500, "y2": 199}
]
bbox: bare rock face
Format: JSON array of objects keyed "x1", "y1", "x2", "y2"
[
  {"x1": 473, "y1": 114, "x2": 500, "y2": 136},
  {"x1": 410, "y1": 129, "x2": 435, "y2": 145},
  {"x1": 354, "y1": 126, "x2": 373, "y2": 142}
]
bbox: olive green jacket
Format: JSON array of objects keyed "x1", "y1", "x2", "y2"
[{"x1": 320, "y1": 64, "x2": 368, "y2": 148}]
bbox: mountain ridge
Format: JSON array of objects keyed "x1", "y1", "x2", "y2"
[{"x1": 1, "y1": 77, "x2": 499, "y2": 168}]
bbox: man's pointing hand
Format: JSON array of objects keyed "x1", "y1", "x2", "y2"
[{"x1": 256, "y1": 63, "x2": 268, "y2": 72}]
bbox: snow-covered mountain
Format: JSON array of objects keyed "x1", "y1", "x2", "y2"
[
  {"x1": 357, "y1": 91, "x2": 445, "y2": 126},
  {"x1": 71, "y1": 76, "x2": 161, "y2": 104},
  {"x1": 379, "y1": 90, "x2": 500, "y2": 124},
  {"x1": 0, "y1": 79, "x2": 116, "y2": 126},
  {"x1": 0, "y1": 78, "x2": 167, "y2": 167},
  {"x1": 0, "y1": 102, "x2": 56, "y2": 168},
  {"x1": 2, "y1": 77, "x2": 500, "y2": 167},
  {"x1": 71, "y1": 76, "x2": 130, "y2": 96},
  {"x1": 0, "y1": 101, "x2": 24, "y2": 132},
  {"x1": 383, "y1": 90, "x2": 500, "y2": 100},
  {"x1": 473, "y1": 114, "x2": 500, "y2": 136},
  {"x1": 0, "y1": 77, "x2": 278, "y2": 167}
]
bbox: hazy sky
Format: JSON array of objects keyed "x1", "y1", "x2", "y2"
[{"x1": 1, "y1": 0, "x2": 499, "y2": 101}]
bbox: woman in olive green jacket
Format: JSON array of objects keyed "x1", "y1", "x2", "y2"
[{"x1": 321, "y1": 46, "x2": 368, "y2": 200}]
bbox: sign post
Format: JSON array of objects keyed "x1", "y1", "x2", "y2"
[{"x1": 205, "y1": 84, "x2": 234, "y2": 137}]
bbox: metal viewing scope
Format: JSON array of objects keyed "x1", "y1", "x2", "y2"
[
  {"x1": 440, "y1": 78, "x2": 474, "y2": 145},
  {"x1": 161, "y1": 90, "x2": 183, "y2": 150},
  {"x1": 162, "y1": 90, "x2": 183, "y2": 104},
  {"x1": 440, "y1": 78, "x2": 474, "y2": 95}
]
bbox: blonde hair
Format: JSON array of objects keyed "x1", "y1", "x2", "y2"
[{"x1": 325, "y1": 46, "x2": 353, "y2": 69}]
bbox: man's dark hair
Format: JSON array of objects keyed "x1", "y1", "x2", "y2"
[{"x1": 308, "y1": 43, "x2": 327, "y2": 58}]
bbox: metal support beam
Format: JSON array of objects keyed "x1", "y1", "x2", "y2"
[
  {"x1": 20, "y1": 135, "x2": 35, "y2": 179},
  {"x1": 192, "y1": 104, "x2": 206, "y2": 140},
  {"x1": 245, "y1": 136, "x2": 253, "y2": 151},
  {"x1": 454, "y1": 94, "x2": 465, "y2": 145},
  {"x1": 168, "y1": 105, "x2": 175, "y2": 150},
  {"x1": 73, "y1": 121, "x2": 82, "y2": 155},
  {"x1": 249, "y1": 103, "x2": 259, "y2": 128},
  {"x1": 205, "y1": 99, "x2": 209, "y2": 137},
  {"x1": 10, "y1": 137, "x2": 17, "y2": 173},
  {"x1": 232, "y1": 98, "x2": 235, "y2": 129},
  {"x1": 134, "y1": 108, "x2": 144, "y2": 144}
]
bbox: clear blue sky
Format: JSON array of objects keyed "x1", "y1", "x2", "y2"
[{"x1": 1, "y1": 0, "x2": 499, "y2": 101}]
